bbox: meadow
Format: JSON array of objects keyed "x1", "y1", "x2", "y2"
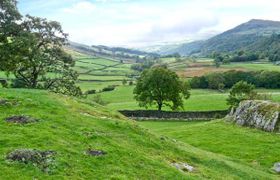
[
  {"x1": 2, "y1": 89, "x2": 278, "y2": 179},
  {"x1": 163, "y1": 58, "x2": 280, "y2": 78},
  {"x1": 139, "y1": 119, "x2": 280, "y2": 175},
  {"x1": 66, "y1": 49, "x2": 135, "y2": 91},
  {"x1": 95, "y1": 85, "x2": 280, "y2": 111}
]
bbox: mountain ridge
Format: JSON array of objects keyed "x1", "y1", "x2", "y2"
[{"x1": 153, "y1": 19, "x2": 280, "y2": 56}]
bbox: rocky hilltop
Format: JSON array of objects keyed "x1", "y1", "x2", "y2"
[{"x1": 228, "y1": 100, "x2": 280, "y2": 132}]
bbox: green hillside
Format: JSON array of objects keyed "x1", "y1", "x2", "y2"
[
  {"x1": 162, "y1": 19, "x2": 280, "y2": 56},
  {"x1": 140, "y1": 120, "x2": 280, "y2": 174},
  {"x1": 0, "y1": 89, "x2": 279, "y2": 179}
]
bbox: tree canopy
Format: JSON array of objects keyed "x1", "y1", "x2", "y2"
[
  {"x1": 0, "y1": 0, "x2": 81, "y2": 96},
  {"x1": 134, "y1": 67, "x2": 190, "y2": 111},
  {"x1": 227, "y1": 81, "x2": 257, "y2": 107}
]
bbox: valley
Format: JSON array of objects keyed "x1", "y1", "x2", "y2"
[{"x1": 1, "y1": 1, "x2": 280, "y2": 179}]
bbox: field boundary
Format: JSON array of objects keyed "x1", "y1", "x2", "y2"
[{"x1": 119, "y1": 110, "x2": 229, "y2": 121}]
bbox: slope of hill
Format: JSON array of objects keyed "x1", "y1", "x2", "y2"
[
  {"x1": 68, "y1": 42, "x2": 159, "y2": 63},
  {"x1": 0, "y1": 88, "x2": 279, "y2": 179},
  {"x1": 161, "y1": 19, "x2": 280, "y2": 56}
]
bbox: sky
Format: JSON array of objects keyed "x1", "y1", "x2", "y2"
[{"x1": 18, "y1": 0, "x2": 280, "y2": 47}]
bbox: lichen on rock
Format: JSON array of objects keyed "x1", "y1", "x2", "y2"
[
  {"x1": 227, "y1": 100, "x2": 280, "y2": 132},
  {"x1": 6, "y1": 149, "x2": 56, "y2": 172}
]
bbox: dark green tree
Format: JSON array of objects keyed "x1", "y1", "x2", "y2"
[
  {"x1": 206, "y1": 73, "x2": 225, "y2": 90},
  {"x1": 0, "y1": 0, "x2": 22, "y2": 71},
  {"x1": 134, "y1": 67, "x2": 190, "y2": 111},
  {"x1": 212, "y1": 52, "x2": 224, "y2": 68},
  {"x1": 122, "y1": 79, "x2": 128, "y2": 85},
  {"x1": 227, "y1": 81, "x2": 257, "y2": 107}
]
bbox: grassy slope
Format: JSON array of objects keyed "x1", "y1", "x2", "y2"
[
  {"x1": 0, "y1": 88, "x2": 278, "y2": 179},
  {"x1": 140, "y1": 120, "x2": 280, "y2": 176}
]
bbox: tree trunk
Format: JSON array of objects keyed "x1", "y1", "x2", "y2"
[{"x1": 158, "y1": 102, "x2": 162, "y2": 111}]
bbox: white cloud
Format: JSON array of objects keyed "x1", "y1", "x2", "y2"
[
  {"x1": 19, "y1": 0, "x2": 280, "y2": 47},
  {"x1": 62, "y1": 1, "x2": 96, "y2": 15}
]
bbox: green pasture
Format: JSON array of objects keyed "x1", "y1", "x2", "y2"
[{"x1": 140, "y1": 120, "x2": 280, "y2": 175}]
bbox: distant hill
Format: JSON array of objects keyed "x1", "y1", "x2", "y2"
[
  {"x1": 67, "y1": 42, "x2": 159, "y2": 62},
  {"x1": 158, "y1": 19, "x2": 280, "y2": 56}
]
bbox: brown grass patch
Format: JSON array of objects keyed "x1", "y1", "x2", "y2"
[{"x1": 177, "y1": 67, "x2": 246, "y2": 78}]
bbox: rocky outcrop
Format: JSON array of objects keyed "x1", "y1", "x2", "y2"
[
  {"x1": 273, "y1": 162, "x2": 280, "y2": 173},
  {"x1": 227, "y1": 100, "x2": 280, "y2": 132}
]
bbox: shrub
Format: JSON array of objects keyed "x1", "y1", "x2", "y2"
[
  {"x1": 227, "y1": 81, "x2": 257, "y2": 107},
  {"x1": 190, "y1": 70, "x2": 280, "y2": 89},
  {"x1": 102, "y1": 85, "x2": 116, "y2": 92},
  {"x1": 0, "y1": 79, "x2": 8, "y2": 88},
  {"x1": 85, "y1": 89, "x2": 96, "y2": 95},
  {"x1": 92, "y1": 94, "x2": 107, "y2": 106},
  {"x1": 122, "y1": 79, "x2": 128, "y2": 85},
  {"x1": 11, "y1": 78, "x2": 28, "y2": 88}
]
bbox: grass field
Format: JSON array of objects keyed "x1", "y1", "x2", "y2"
[
  {"x1": 165, "y1": 58, "x2": 280, "y2": 78},
  {"x1": 2, "y1": 89, "x2": 278, "y2": 179},
  {"x1": 95, "y1": 86, "x2": 280, "y2": 111},
  {"x1": 139, "y1": 120, "x2": 280, "y2": 175},
  {"x1": 70, "y1": 51, "x2": 135, "y2": 91}
]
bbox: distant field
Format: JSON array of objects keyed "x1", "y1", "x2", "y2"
[
  {"x1": 222, "y1": 62, "x2": 280, "y2": 71},
  {"x1": 72, "y1": 53, "x2": 134, "y2": 91},
  {"x1": 139, "y1": 120, "x2": 280, "y2": 174},
  {"x1": 167, "y1": 59, "x2": 280, "y2": 78},
  {"x1": 96, "y1": 86, "x2": 280, "y2": 111}
]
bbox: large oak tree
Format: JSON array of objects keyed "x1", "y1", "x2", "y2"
[
  {"x1": 0, "y1": 0, "x2": 81, "y2": 96},
  {"x1": 134, "y1": 67, "x2": 190, "y2": 111}
]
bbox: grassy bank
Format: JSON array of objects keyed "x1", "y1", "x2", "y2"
[{"x1": 0, "y1": 88, "x2": 278, "y2": 179}]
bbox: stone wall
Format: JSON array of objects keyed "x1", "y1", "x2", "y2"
[
  {"x1": 227, "y1": 100, "x2": 280, "y2": 132},
  {"x1": 119, "y1": 110, "x2": 229, "y2": 121}
]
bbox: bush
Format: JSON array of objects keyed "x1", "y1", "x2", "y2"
[
  {"x1": 0, "y1": 79, "x2": 8, "y2": 88},
  {"x1": 11, "y1": 78, "x2": 28, "y2": 88},
  {"x1": 227, "y1": 81, "x2": 257, "y2": 107},
  {"x1": 92, "y1": 94, "x2": 107, "y2": 106},
  {"x1": 85, "y1": 89, "x2": 96, "y2": 95},
  {"x1": 102, "y1": 85, "x2": 116, "y2": 92},
  {"x1": 190, "y1": 70, "x2": 280, "y2": 89}
]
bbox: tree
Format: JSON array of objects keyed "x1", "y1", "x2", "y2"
[
  {"x1": 0, "y1": 0, "x2": 22, "y2": 71},
  {"x1": 122, "y1": 79, "x2": 127, "y2": 85},
  {"x1": 206, "y1": 73, "x2": 225, "y2": 90},
  {"x1": 227, "y1": 81, "x2": 257, "y2": 107},
  {"x1": 0, "y1": 1, "x2": 81, "y2": 96},
  {"x1": 212, "y1": 52, "x2": 223, "y2": 68},
  {"x1": 133, "y1": 67, "x2": 190, "y2": 111},
  {"x1": 10, "y1": 15, "x2": 73, "y2": 88}
]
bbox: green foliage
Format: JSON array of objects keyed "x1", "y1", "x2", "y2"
[
  {"x1": 85, "y1": 89, "x2": 96, "y2": 95},
  {"x1": 134, "y1": 67, "x2": 190, "y2": 111},
  {"x1": 206, "y1": 73, "x2": 225, "y2": 90},
  {"x1": 212, "y1": 52, "x2": 223, "y2": 68},
  {"x1": 227, "y1": 81, "x2": 257, "y2": 107},
  {"x1": 190, "y1": 70, "x2": 280, "y2": 89},
  {"x1": 46, "y1": 70, "x2": 82, "y2": 96},
  {"x1": 92, "y1": 94, "x2": 108, "y2": 106},
  {"x1": 0, "y1": 79, "x2": 8, "y2": 88},
  {"x1": 102, "y1": 85, "x2": 116, "y2": 92},
  {"x1": 122, "y1": 79, "x2": 127, "y2": 85},
  {"x1": 0, "y1": 0, "x2": 22, "y2": 71},
  {"x1": 11, "y1": 78, "x2": 28, "y2": 88},
  {"x1": 0, "y1": 2, "x2": 81, "y2": 96}
]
